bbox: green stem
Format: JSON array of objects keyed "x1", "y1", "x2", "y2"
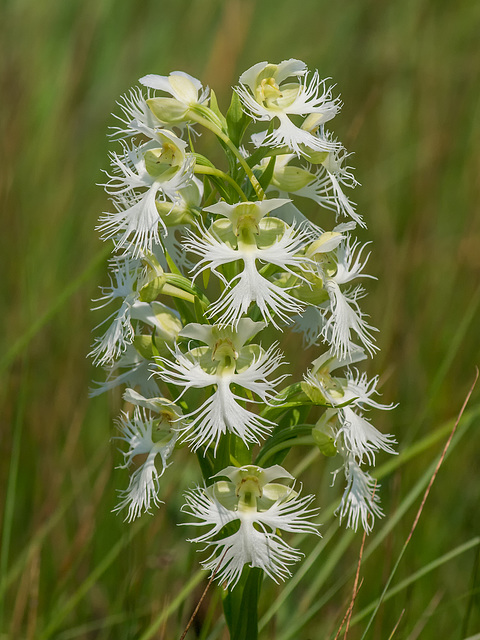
[
  {"x1": 255, "y1": 424, "x2": 312, "y2": 466},
  {"x1": 256, "y1": 436, "x2": 315, "y2": 467},
  {"x1": 160, "y1": 283, "x2": 195, "y2": 304},
  {"x1": 223, "y1": 567, "x2": 263, "y2": 640},
  {"x1": 194, "y1": 164, "x2": 247, "y2": 201},
  {"x1": 188, "y1": 110, "x2": 265, "y2": 200}
]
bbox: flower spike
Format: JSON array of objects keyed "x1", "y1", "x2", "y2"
[{"x1": 91, "y1": 60, "x2": 397, "y2": 615}]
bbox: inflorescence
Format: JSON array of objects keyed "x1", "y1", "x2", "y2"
[{"x1": 91, "y1": 59, "x2": 396, "y2": 588}]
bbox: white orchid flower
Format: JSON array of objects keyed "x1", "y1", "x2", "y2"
[
  {"x1": 156, "y1": 320, "x2": 286, "y2": 452},
  {"x1": 295, "y1": 234, "x2": 378, "y2": 358},
  {"x1": 110, "y1": 86, "x2": 165, "y2": 141},
  {"x1": 184, "y1": 199, "x2": 312, "y2": 328},
  {"x1": 140, "y1": 71, "x2": 209, "y2": 123},
  {"x1": 114, "y1": 405, "x2": 180, "y2": 522},
  {"x1": 182, "y1": 465, "x2": 319, "y2": 588},
  {"x1": 236, "y1": 59, "x2": 341, "y2": 155},
  {"x1": 334, "y1": 452, "x2": 383, "y2": 533},
  {"x1": 305, "y1": 347, "x2": 396, "y2": 463},
  {"x1": 97, "y1": 133, "x2": 195, "y2": 257},
  {"x1": 89, "y1": 258, "x2": 142, "y2": 365},
  {"x1": 268, "y1": 150, "x2": 363, "y2": 227},
  {"x1": 89, "y1": 345, "x2": 160, "y2": 398}
]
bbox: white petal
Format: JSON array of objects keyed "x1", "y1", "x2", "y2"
[
  {"x1": 339, "y1": 406, "x2": 396, "y2": 464},
  {"x1": 262, "y1": 114, "x2": 338, "y2": 156},
  {"x1": 343, "y1": 370, "x2": 396, "y2": 411},
  {"x1": 200, "y1": 521, "x2": 300, "y2": 588},
  {"x1": 336, "y1": 455, "x2": 383, "y2": 532},
  {"x1": 114, "y1": 414, "x2": 176, "y2": 523},
  {"x1": 238, "y1": 61, "x2": 269, "y2": 88},
  {"x1": 97, "y1": 185, "x2": 163, "y2": 257},
  {"x1": 89, "y1": 300, "x2": 134, "y2": 366},
  {"x1": 291, "y1": 306, "x2": 324, "y2": 348},
  {"x1": 322, "y1": 281, "x2": 378, "y2": 359},
  {"x1": 208, "y1": 255, "x2": 305, "y2": 329},
  {"x1": 140, "y1": 73, "x2": 176, "y2": 93},
  {"x1": 176, "y1": 379, "x2": 274, "y2": 452},
  {"x1": 114, "y1": 449, "x2": 163, "y2": 522},
  {"x1": 89, "y1": 346, "x2": 159, "y2": 398}
]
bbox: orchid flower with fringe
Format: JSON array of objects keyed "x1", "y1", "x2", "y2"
[
  {"x1": 236, "y1": 59, "x2": 341, "y2": 155},
  {"x1": 182, "y1": 465, "x2": 319, "y2": 588},
  {"x1": 156, "y1": 320, "x2": 286, "y2": 451}
]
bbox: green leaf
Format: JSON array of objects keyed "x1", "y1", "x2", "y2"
[
  {"x1": 164, "y1": 249, "x2": 181, "y2": 276},
  {"x1": 202, "y1": 267, "x2": 211, "y2": 291},
  {"x1": 206, "y1": 173, "x2": 236, "y2": 204},
  {"x1": 257, "y1": 154, "x2": 276, "y2": 192},
  {"x1": 196, "y1": 450, "x2": 214, "y2": 484},
  {"x1": 255, "y1": 424, "x2": 313, "y2": 467},
  {"x1": 223, "y1": 567, "x2": 262, "y2": 640},
  {"x1": 222, "y1": 570, "x2": 248, "y2": 634},
  {"x1": 192, "y1": 152, "x2": 216, "y2": 169},
  {"x1": 261, "y1": 383, "x2": 313, "y2": 421},
  {"x1": 213, "y1": 433, "x2": 231, "y2": 473},
  {"x1": 234, "y1": 568, "x2": 262, "y2": 640},
  {"x1": 231, "y1": 434, "x2": 251, "y2": 466},
  {"x1": 171, "y1": 297, "x2": 195, "y2": 325},
  {"x1": 194, "y1": 296, "x2": 209, "y2": 324},
  {"x1": 226, "y1": 91, "x2": 251, "y2": 148},
  {"x1": 209, "y1": 89, "x2": 227, "y2": 129},
  {"x1": 245, "y1": 146, "x2": 279, "y2": 169}
]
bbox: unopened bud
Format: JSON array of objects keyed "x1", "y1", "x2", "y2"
[
  {"x1": 273, "y1": 165, "x2": 315, "y2": 192},
  {"x1": 147, "y1": 97, "x2": 189, "y2": 124},
  {"x1": 306, "y1": 232, "x2": 343, "y2": 258}
]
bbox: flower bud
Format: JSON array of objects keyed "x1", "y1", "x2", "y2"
[
  {"x1": 150, "y1": 301, "x2": 183, "y2": 341},
  {"x1": 272, "y1": 164, "x2": 315, "y2": 192},
  {"x1": 147, "y1": 97, "x2": 189, "y2": 123},
  {"x1": 306, "y1": 232, "x2": 344, "y2": 258},
  {"x1": 312, "y1": 410, "x2": 338, "y2": 457},
  {"x1": 155, "y1": 201, "x2": 194, "y2": 226}
]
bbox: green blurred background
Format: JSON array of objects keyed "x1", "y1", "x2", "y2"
[{"x1": 1, "y1": 0, "x2": 480, "y2": 638}]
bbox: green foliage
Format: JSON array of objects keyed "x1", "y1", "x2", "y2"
[
  {"x1": 223, "y1": 568, "x2": 263, "y2": 640},
  {"x1": 226, "y1": 91, "x2": 251, "y2": 148}
]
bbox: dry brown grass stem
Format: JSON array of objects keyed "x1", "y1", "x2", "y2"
[
  {"x1": 343, "y1": 530, "x2": 367, "y2": 639},
  {"x1": 388, "y1": 608, "x2": 405, "y2": 639},
  {"x1": 405, "y1": 367, "x2": 478, "y2": 549},
  {"x1": 333, "y1": 577, "x2": 364, "y2": 640},
  {"x1": 361, "y1": 367, "x2": 479, "y2": 638},
  {"x1": 336, "y1": 483, "x2": 377, "y2": 640},
  {"x1": 179, "y1": 549, "x2": 228, "y2": 640}
]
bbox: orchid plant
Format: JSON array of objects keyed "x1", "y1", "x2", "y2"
[{"x1": 91, "y1": 59, "x2": 396, "y2": 638}]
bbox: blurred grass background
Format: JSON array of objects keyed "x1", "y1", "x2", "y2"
[{"x1": 1, "y1": 0, "x2": 480, "y2": 638}]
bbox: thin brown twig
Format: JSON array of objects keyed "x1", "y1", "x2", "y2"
[
  {"x1": 387, "y1": 608, "x2": 405, "y2": 639},
  {"x1": 344, "y1": 529, "x2": 368, "y2": 639},
  {"x1": 360, "y1": 367, "x2": 479, "y2": 639},
  {"x1": 405, "y1": 367, "x2": 479, "y2": 549},
  {"x1": 179, "y1": 549, "x2": 228, "y2": 640},
  {"x1": 340, "y1": 481, "x2": 377, "y2": 640},
  {"x1": 333, "y1": 579, "x2": 364, "y2": 640}
]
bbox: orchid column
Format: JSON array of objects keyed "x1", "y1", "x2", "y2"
[{"x1": 91, "y1": 60, "x2": 396, "y2": 639}]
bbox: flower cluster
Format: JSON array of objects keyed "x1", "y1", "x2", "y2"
[{"x1": 91, "y1": 60, "x2": 396, "y2": 589}]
